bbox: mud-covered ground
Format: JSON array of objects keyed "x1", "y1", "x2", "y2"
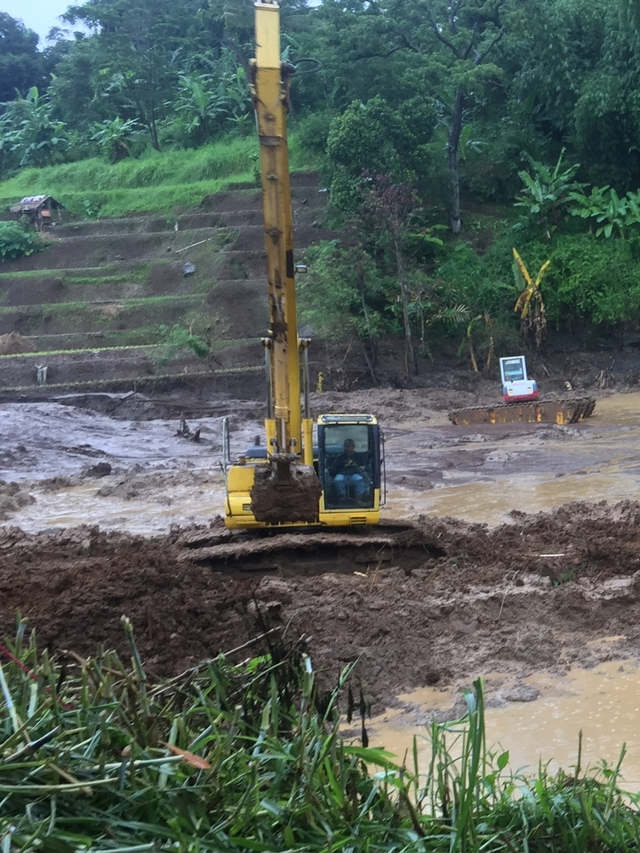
[
  {"x1": 1, "y1": 503, "x2": 640, "y2": 715},
  {"x1": 3, "y1": 367, "x2": 640, "y2": 713}
]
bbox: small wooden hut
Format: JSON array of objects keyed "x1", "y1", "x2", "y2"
[{"x1": 10, "y1": 195, "x2": 65, "y2": 229}]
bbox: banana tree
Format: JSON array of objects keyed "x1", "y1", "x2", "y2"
[
  {"x1": 515, "y1": 149, "x2": 582, "y2": 231},
  {"x1": 91, "y1": 117, "x2": 142, "y2": 162},
  {"x1": 569, "y1": 185, "x2": 640, "y2": 238},
  {"x1": 513, "y1": 248, "x2": 550, "y2": 349}
]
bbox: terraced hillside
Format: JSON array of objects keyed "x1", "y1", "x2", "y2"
[{"x1": 0, "y1": 174, "x2": 329, "y2": 397}]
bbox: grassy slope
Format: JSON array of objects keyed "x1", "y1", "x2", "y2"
[
  {"x1": 0, "y1": 133, "x2": 317, "y2": 218},
  {"x1": 0, "y1": 134, "x2": 318, "y2": 354}
]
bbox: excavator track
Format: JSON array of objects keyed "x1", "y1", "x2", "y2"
[
  {"x1": 449, "y1": 397, "x2": 596, "y2": 426},
  {"x1": 176, "y1": 521, "x2": 442, "y2": 575}
]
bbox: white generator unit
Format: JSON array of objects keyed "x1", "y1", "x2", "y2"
[{"x1": 499, "y1": 355, "x2": 539, "y2": 402}]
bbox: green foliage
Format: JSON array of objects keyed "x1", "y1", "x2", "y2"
[
  {"x1": 326, "y1": 96, "x2": 436, "y2": 213},
  {"x1": 2, "y1": 625, "x2": 639, "y2": 853},
  {"x1": 0, "y1": 221, "x2": 42, "y2": 261},
  {"x1": 515, "y1": 149, "x2": 583, "y2": 229},
  {"x1": 293, "y1": 109, "x2": 336, "y2": 160},
  {"x1": 169, "y1": 60, "x2": 251, "y2": 147},
  {"x1": 513, "y1": 0, "x2": 640, "y2": 189},
  {"x1": 0, "y1": 135, "x2": 261, "y2": 217},
  {"x1": 158, "y1": 323, "x2": 209, "y2": 362},
  {"x1": 542, "y1": 234, "x2": 640, "y2": 325},
  {"x1": 91, "y1": 117, "x2": 143, "y2": 163},
  {"x1": 569, "y1": 185, "x2": 640, "y2": 238},
  {"x1": 435, "y1": 241, "x2": 516, "y2": 319},
  {"x1": 299, "y1": 239, "x2": 392, "y2": 343},
  {"x1": 0, "y1": 13, "x2": 45, "y2": 104},
  {"x1": 1, "y1": 87, "x2": 68, "y2": 170}
]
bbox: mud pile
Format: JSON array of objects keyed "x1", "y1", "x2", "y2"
[{"x1": 2, "y1": 502, "x2": 640, "y2": 707}]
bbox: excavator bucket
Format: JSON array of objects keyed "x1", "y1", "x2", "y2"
[
  {"x1": 449, "y1": 397, "x2": 596, "y2": 426},
  {"x1": 250, "y1": 454, "x2": 322, "y2": 525}
]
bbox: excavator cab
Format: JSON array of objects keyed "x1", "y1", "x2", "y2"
[
  {"x1": 317, "y1": 415, "x2": 384, "y2": 519},
  {"x1": 223, "y1": 415, "x2": 384, "y2": 529}
]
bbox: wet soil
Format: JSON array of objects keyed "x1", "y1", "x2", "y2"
[
  {"x1": 3, "y1": 376, "x2": 640, "y2": 710},
  {"x1": 2, "y1": 502, "x2": 640, "y2": 711}
]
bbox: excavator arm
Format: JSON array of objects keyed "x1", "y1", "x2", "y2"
[
  {"x1": 223, "y1": 0, "x2": 383, "y2": 530},
  {"x1": 251, "y1": 2, "x2": 301, "y2": 456},
  {"x1": 246, "y1": 0, "x2": 320, "y2": 524}
]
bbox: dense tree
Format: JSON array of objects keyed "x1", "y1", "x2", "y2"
[
  {"x1": 513, "y1": 0, "x2": 640, "y2": 189},
  {"x1": 384, "y1": 0, "x2": 507, "y2": 234},
  {"x1": 0, "y1": 14, "x2": 45, "y2": 104},
  {"x1": 326, "y1": 96, "x2": 436, "y2": 212},
  {"x1": 61, "y1": 0, "x2": 211, "y2": 149},
  {"x1": 299, "y1": 239, "x2": 390, "y2": 382}
]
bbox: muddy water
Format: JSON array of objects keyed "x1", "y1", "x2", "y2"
[
  {"x1": 16, "y1": 478, "x2": 229, "y2": 534},
  {"x1": 0, "y1": 401, "x2": 251, "y2": 533},
  {"x1": 368, "y1": 660, "x2": 640, "y2": 787},
  {"x1": 6, "y1": 391, "x2": 640, "y2": 531},
  {"x1": 384, "y1": 392, "x2": 640, "y2": 525}
]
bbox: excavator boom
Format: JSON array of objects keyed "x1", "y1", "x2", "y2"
[
  {"x1": 251, "y1": 2, "x2": 300, "y2": 453},
  {"x1": 223, "y1": 0, "x2": 383, "y2": 530}
]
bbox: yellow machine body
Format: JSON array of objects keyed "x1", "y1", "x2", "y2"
[
  {"x1": 225, "y1": 414, "x2": 383, "y2": 529},
  {"x1": 223, "y1": 1, "x2": 383, "y2": 530}
]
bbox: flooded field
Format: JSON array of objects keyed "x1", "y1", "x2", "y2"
[
  {"x1": 4, "y1": 388, "x2": 640, "y2": 531},
  {"x1": 2, "y1": 385, "x2": 640, "y2": 780}
]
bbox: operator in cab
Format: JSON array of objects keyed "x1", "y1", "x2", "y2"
[{"x1": 330, "y1": 438, "x2": 367, "y2": 501}]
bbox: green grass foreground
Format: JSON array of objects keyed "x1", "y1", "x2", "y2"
[{"x1": 0, "y1": 619, "x2": 638, "y2": 853}]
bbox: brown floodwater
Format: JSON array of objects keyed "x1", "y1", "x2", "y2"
[
  {"x1": 385, "y1": 392, "x2": 640, "y2": 525},
  {"x1": 368, "y1": 658, "x2": 640, "y2": 789},
  {"x1": 6, "y1": 391, "x2": 640, "y2": 532}
]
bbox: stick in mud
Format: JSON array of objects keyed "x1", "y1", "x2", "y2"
[{"x1": 250, "y1": 455, "x2": 322, "y2": 524}]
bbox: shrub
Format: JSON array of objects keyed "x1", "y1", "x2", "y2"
[
  {"x1": 0, "y1": 221, "x2": 43, "y2": 261},
  {"x1": 543, "y1": 234, "x2": 640, "y2": 325}
]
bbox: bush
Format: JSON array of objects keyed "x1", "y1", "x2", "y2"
[
  {"x1": 0, "y1": 221, "x2": 43, "y2": 261},
  {"x1": 543, "y1": 234, "x2": 640, "y2": 325}
]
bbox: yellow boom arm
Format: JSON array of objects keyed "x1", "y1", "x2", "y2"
[
  {"x1": 251, "y1": 0, "x2": 310, "y2": 462},
  {"x1": 223, "y1": 1, "x2": 382, "y2": 529}
]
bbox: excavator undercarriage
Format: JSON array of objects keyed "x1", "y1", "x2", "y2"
[
  {"x1": 177, "y1": 519, "x2": 440, "y2": 573},
  {"x1": 449, "y1": 397, "x2": 596, "y2": 426}
]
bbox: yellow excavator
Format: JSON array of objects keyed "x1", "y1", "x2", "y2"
[{"x1": 222, "y1": 0, "x2": 384, "y2": 531}]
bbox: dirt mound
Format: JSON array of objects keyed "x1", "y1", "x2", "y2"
[
  {"x1": 0, "y1": 332, "x2": 35, "y2": 355},
  {"x1": 2, "y1": 503, "x2": 640, "y2": 708}
]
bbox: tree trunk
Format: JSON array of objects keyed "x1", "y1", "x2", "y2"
[
  {"x1": 448, "y1": 89, "x2": 464, "y2": 235},
  {"x1": 358, "y1": 279, "x2": 377, "y2": 383},
  {"x1": 360, "y1": 338, "x2": 377, "y2": 385},
  {"x1": 148, "y1": 92, "x2": 161, "y2": 151},
  {"x1": 394, "y1": 237, "x2": 418, "y2": 377}
]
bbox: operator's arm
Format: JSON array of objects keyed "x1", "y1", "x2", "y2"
[
  {"x1": 356, "y1": 452, "x2": 369, "y2": 472},
  {"x1": 330, "y1": 454, "x2": 344, "y2": 477}
]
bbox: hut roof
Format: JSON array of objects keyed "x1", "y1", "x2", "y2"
[{"x1": 10, "y1": 195, "x2": 65, "y2": 213}]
